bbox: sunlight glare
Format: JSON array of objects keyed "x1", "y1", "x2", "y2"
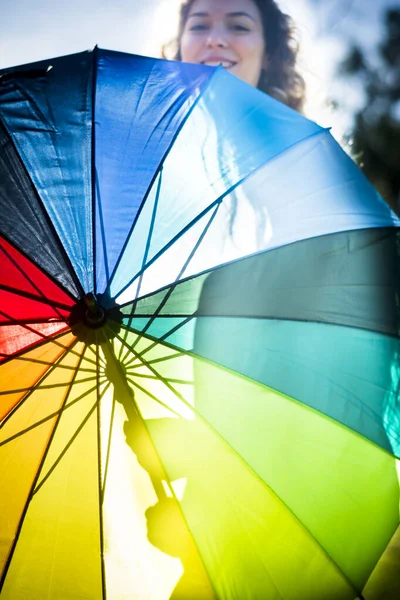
[{"x1": 143, "y1": 0, "x2": 181, "y2": 57}]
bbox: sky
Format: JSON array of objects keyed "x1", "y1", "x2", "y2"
[{"x1": 0, "y1": 0, "x2": 396, "y2": 140}]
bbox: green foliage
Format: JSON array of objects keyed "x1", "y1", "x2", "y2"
[{"x1": 340, "y1": 9, "x2": 400, "y2": 212}]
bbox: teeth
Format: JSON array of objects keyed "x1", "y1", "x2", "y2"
[{"x1": 204, "y1": 61, "x2": 235, "y2": 68}]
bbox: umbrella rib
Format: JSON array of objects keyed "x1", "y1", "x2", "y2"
[
  {"x1": 118, "y1": 332, "x2": 153, "y2": 368},
  {"x1": 121, "y1": 202, "x2": 220, "y2": 363},
  {"x1": 115, "y1": 328, "x2": 370, "y2": 595},
  {"x1": 116, "y1": 246, "x2": 265, "y2": 313},
  {"x1": 0, "y1": 242, "x2": 71, "y2": 319},
  {"x1": 0, "y1": 376, "x2": 97, "y2": 396},
  {"x1": 0, "y1": 283, "x2": 72, "y2": 311},
  {"x1": 0, "y1": 126, "x2": 84, "y2": 298},
  {"x1": 117, "y1": 167, "x2": 164, "y2": 362},
  {"x1": 0, "y1": 317, "x2": 81, "y2": 366},
  {"x1": 116, "y1": 331, "x2": 195, "y2": 419},
  {"x1": 87, "y1": 342, "x2": 107, "y2": 367},
  {"x1": 117, "y1": 199, "x2": 216, "y2": 357},
  {"x1": 125, "y1": 374, "x2": 185, "y2": 420},
  {"x1": 115, "y1": 240, "x2": 300, "y2": 312},
  {"x1": 124, "y1": 396, "x2": 220, "y2": 600},
  {"x1": 128, "y1": 351, "x2": 185, "y2": 370},
  {"x1": 136, "y1": 311, "x2": 391, "y2": 432},
  {"x1": 124, "y1": 316, "x2": 195, "y2": 367},
  {"x1": 121, "y1": 324, "x2": 191, "y2": 369},
  {"x1": 0, "y1": 231, "x2": 79, "y2": 303},
  {"x1": 104, "y1": 332, "x2": 184, "y2": 419},
  {"x1": 101, "y1": 334, "x2": 169, "y2": 499},
  {"x1": 0, "y1": 331, "x2": 75, "y2": 367},
  {"x1": 0, "y1": 337, "x2": 79, "y2": 429},
  {"x1": 31, "y1": 406, "x2": 96, "y2": 491},
  {"x1": 118, "y1": 335, "x2": 320, "y2": 599},
  {"x1": 98, "y1": 336, "x2": 126, "y2": 505},
  {"x1": 127, "y1": 371, "x2": 192, "y2": 385},
  {"x1": 99, "y1": 334, "x2": 220, "y2": 599},
  {"x1": 99, "y1": 384, "x2": 116, "y2": 505},
  {"x1": 124, "y1": 313, "x2": 192, "y2": 318},
  {"x1": 91, "y1": 52, "x2": 98, "y2": 296},
  {"x1": 0, "y1": 342, "x2": 87, "y2": 593},
  {"x1": 116, "y1": 129, "x2": 337, "y2": 311},
  {"x1": 94, "y1": 336, "x2": 107, "y2": 600},
  {"x1": 133, "y1": 165, "x2": 163, "y2": 303},
  {"x1": 105, "y1": 67, "x2": 219, "y2": 293},
  {"x1": 117, "y1": 269, "x2": 207, "y2": 311},
  {"x1": 0, "y1": 318, "x2": 66, "y2": 325},
  {"x1": 94, "y1": 169, "x2": 110, "y2": 289},
  {"x1": 8, "y1": 353, "x2": 94, "y2": 372},
  {"x1": 0, "y1": 384, "x2": 99, "y2": 448},
  {"x1": 0, "y1": 307, "x2": 68, "y2": 329},
  {"x1": 32, "y1": 381, "x2": 111, "y2": 497},
  {"x1": 127, "y1": 321, "x2": 397, "y2": 459},
  {"x1": 116, "y1": 196, "x2": 221, "y2": 302},
  {"x1": 127, "y1": 309, "x2": 400, "y2": 433},
  {"x1": 115, "y1": 128, "x2": 328, "y2": 304}
]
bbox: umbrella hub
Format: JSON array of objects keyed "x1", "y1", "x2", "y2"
[
  {"x1": 83, "y1": 293, "x2": 106, "y2": 327},
  {"x1": 68, "y1": 293, "x2": 123, "y2": 342}
]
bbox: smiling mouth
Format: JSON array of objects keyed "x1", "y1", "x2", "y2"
[{"x1": 202, "y1": 61, "x2": 237, "y2": 69}]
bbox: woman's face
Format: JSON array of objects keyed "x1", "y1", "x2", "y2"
[{"x1": 180, "y1": 0, "x2": 267, "y2": 88}]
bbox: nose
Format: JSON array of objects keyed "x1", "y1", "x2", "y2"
[{"x1": 206, "y1": 27, "x2": 228, "y2": 48}]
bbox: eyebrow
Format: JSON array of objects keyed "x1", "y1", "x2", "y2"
[{"x1": 188, "y1": 11, "x2": 256, "y2": 21}]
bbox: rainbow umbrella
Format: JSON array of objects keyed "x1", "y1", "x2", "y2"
[{"x1": 0, "y1": 48, "x2": 399, "y2": 600}]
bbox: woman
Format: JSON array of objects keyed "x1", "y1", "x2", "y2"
[
  {"x1": 119, "y1": 7, "x2": 319, "y2": 599},
  {"x1": 160, "y1": 4, "x2": 400, "y2": 600},
  {"x1": 163, "y1": 0, "x2": 306, "y2": 112},
  {"x1": 121, "y1": 3, "x2": 399, "y2": 599}
]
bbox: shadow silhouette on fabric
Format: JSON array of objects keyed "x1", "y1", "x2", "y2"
[{"x1": 102, "y1": 345, "x2": 215, "y2": 600}]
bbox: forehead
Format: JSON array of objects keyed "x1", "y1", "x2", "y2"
[{"x1": 187, "y1": 0, "x2": 261, "y2": 19}]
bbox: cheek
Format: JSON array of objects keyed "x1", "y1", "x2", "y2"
[
  {"x1": 240, "y1": 38, "x2": 265, "y2": 66},
  {"x1": 180, "y1": 34, "x2": 201, "y2": 62},
  {"x1": 233, "y1": 38, "x2": 265, "y2": 86}
]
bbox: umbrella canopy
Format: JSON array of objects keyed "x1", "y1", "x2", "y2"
[{"x1": 0, "y1": 48, "x2": 399, "y2": 600}]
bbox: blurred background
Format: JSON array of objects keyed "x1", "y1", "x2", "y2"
[{"x1": 1, "y1": 0, "x2": 399, "y2": 212}]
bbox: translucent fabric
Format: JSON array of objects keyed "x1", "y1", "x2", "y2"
[{"x1": 1, "y1": 48, "x2": 399, "y2": 600}]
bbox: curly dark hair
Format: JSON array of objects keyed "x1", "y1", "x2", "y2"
[{"x1": 162, "y1": 0, "x2": 306, "y2": 113}]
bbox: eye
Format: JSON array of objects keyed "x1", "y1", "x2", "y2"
[
  {"x1": 230, "y1": 23, "x2": 251, "y2": 32},
  {"x1": 189, "y1": 23, "x2": 208, "y2": 31}
]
